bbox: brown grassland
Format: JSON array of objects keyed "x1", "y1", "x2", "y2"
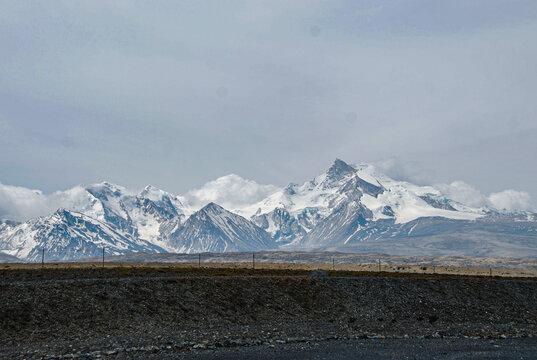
[{"x1": 2, "y1": 261, "x2": 537, "y2": 278}]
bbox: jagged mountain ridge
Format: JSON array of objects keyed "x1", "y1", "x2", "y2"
[
  {"x1": 0, "y1": 159, "x2": 536, "y2": 260},
  {"x1": 0, "y1": 209, "x2": 165, "y2": 261},
  {"x1": 246, "y1": 159, "x2": 482, "y2": 246},
  {"x1": 0, "y1": 182, "x2": 192, "y2": 260},
  {"x1": 79, "y1": 182, "x2": 190, "y2": 249},
  {"x1": 247, "y1": 159, "x2": 374, "y2": 245}
]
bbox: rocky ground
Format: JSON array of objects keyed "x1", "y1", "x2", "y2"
[{"x1": 0, "y1": 267, "x2": 536, "y2": 359}]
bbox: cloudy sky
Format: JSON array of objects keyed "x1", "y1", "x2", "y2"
[{"x1": 1, "y1": 1, "x2": 537, "y2": 211}]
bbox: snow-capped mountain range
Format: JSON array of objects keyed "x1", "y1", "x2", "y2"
[{"x1": 1, "y1": 159, "x2": 536, "y2": 261}]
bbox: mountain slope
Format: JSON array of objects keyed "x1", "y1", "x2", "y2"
[
  {"x1": 0, "y1": 209, "x2": 164, "y2": 261},
  {"x1": 352, "y1": 163, "x2": 484, "y2": 223},
  {"x1": 167, "y1": 203, "x2": 276, "y2": 253},
  {"x1": 337, "y1": 214, "x2": 537, "y2": 257},
  {"x1": 0, "y1": 251, "x2": 19, "y2": 263}
]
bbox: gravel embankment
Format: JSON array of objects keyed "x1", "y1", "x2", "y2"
[{"x1": 0, "y1": 268, "x2": 536, "y2": 359}]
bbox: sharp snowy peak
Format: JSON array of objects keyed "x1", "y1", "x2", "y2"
[
  {"x1": 167, "y1": 202, "x2": 276, "y2": 253},
  {"x1": 322, "y1": 158, "x2": 358, "y2": 189},
  {"x1": 245, "y1": 159, "x2": 357, "y2": 217},
  {"x1": 246, "y1": 159, "x2": 361, "y2": 245},
  {"x1": 0, "y1": 209, "x2": 164, "y2": 261}
]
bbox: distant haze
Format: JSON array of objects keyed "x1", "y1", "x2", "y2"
[{"x1": 1, "y1": 1, "x2": 536, "y2": 209}]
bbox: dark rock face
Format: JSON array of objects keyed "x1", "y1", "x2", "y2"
[
  {"x1": 420, "y1": 195, "x2": 457, "y2": 211},
  {"x1": 324, "y1": 159, "x2": 358, "y2": 188}
]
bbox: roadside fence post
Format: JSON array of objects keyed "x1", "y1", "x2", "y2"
[
  {"x1": 41, "y1": 248, "x2": 45, "y2": 269},
  {"x1": 102, "y1": 247, "x2": 105, "y2": 269},
  {"x1": 253, "y1": 253, "x2": 255, "y2": 270},
  {"x1": 198, "y1": 253, "x2": 201, "y2": 268}
]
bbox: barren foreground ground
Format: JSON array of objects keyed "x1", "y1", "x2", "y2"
[{"x1": 1, "y1": 266, "x2": 536, "y2": 359}]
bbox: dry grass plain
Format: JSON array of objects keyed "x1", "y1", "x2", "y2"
[{"x1": 3, "y1": 260, "x2": 537, "y2": 278}]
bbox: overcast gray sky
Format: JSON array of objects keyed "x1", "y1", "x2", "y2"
[{"x1": 1, "y1": 0, "x2": 536, "y2": 207}]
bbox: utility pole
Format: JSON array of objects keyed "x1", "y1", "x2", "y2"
[
  {"x1": 332, "y1": 257, "x2": 335, "y2": 271},
  {"x1": 378, "y1": 259, "x2": 381, "y2": 272},
  {"x1": 102, "y1": 247, "x2": 105, "y2": 269},
  {"x1": 252, "y1": 253, "x2": 255, "y2": 270},
  {"x1": 198, "y1": 253, "x2": 201, "y2": 268},
  {"x1": 41, "y1": 249, "x2": 45, "y2": 269}
]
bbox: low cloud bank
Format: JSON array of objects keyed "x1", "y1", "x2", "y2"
[
  {"x1": 0, "y1": 182, "x2": 103, "y2": 222},
  {"x1": 0, "y1": 182, "x2": 57, "y2": 222},
  {"x1": 374, "y1": 157, "x2": 535, "y2": 212},
  {"x1": 185, "y1": 174, "x2": 280, "y2": 211},
  {"x1": 435, "y1": 181, "x2": 534, "y2": 212}
]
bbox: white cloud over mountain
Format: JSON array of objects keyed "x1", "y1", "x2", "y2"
[
  {"x1": 434, "y1": 181, "x2": 534, "y2": 212},
  {"x1": 0, "y1": 182, "x2": 57, "y2": 221},
  {"x1": 185, "y1": 174, "x2": 280, "y2": 212},
  {"x1": 488, "y1": 189, "x2": 534, "y2": 212},
  {"x1": 0, "y1": 182, "x2": 102, "y2": 222}
]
